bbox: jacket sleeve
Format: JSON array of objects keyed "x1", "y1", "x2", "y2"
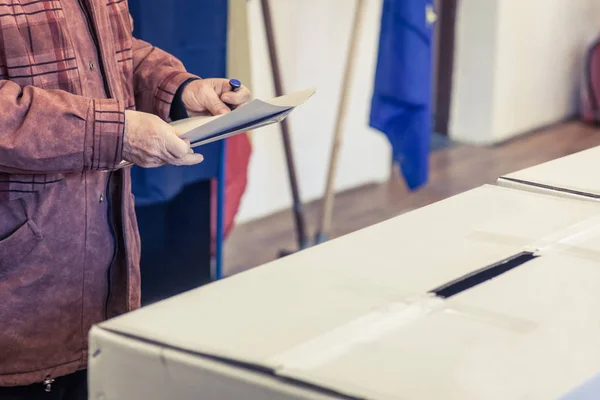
[
  {"x1": 0, "y1": 80, "x2": 125, "y2": 175},
  {"x1": 131, "y1": 37, "x2": 200, "y2": 121}
]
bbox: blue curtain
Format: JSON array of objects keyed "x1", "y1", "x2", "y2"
[
  {"x1": 128, "y1": 0, "x2": 228, "y2": 205},
  {"x1": 369, "y1": 0, "x2": 434, "y2": 190}
]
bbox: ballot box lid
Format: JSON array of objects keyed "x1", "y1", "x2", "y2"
[
  {"x1": 498, "y1": 146, "x2": 600, "y2": 201},
  {"x1": 284, "y1": 234, "x2": 600, "y2": 399},
  {"x1": 90, "y1": 184, "x2": 600, "y2": 400}
]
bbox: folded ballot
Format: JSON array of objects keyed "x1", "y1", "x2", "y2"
[
  {"x1": 172, "y1": 88, "x2": 316, "y2": 148},
  {"x1": 117, "y1": 88, "x2": 315, "y2": 168}
]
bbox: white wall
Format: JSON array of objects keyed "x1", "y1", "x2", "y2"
[
  {"x1": 236, "y1": 0, "x2": 391, "y2": 223},
  {"x1": 451, "y1": 0, "x2": 600, "y2": 144}
]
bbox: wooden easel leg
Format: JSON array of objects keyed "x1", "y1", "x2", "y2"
[
  {"x1": 260, "y1": 0, "x2": 311, "y2": 252},
  {"x1": 315, "y1": 0, "x2": 367, "y2": 244}
]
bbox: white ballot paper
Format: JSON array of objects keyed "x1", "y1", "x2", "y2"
[
  {"x1": 117, "y1": 88, "x2": 315, "y2": 168},
  {"x1": 172, "y1": 88, "x2": 316, "y2": 148}
]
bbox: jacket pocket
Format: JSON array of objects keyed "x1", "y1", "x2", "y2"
[
  {"x1": 0, "y1": 172, "x2": 65, "y2": 202},
  {"x1": 0, "y1": 219, "x2": 43, "y2": 279}
]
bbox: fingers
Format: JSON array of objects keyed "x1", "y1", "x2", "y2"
[
  {"x1": 182, "y1": 78, "x2": 252, "y2": 115},
  {"x1": 172, "y1": 153, "x2": 204, "y2": 166},
  {"x1": 123, "y1": 110, "x2": 205, "y2": 168},
  {"x1": 164, "y1": 129, "x2": 191, "y2": 159},
  {"x1": 221, "y1": 85, "x2": 251, "y2": 107},
  {"x1": 203, "y1": 89, "x2": 231, "y2": 116},
  {"x1": 163, "y1": 129, "x2": 204, "y2": 166}
]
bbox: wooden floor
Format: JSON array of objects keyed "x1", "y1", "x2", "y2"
[{"x1": 224, "y1": 121, "x2": 600, "y2": 276}]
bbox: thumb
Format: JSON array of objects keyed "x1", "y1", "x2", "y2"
[
  {"x1": 164, "y1": 129, "x2": 191, "y2": 159},
  {"x1": 203, "y1": 89, "x2": 231, "y2": 116}
]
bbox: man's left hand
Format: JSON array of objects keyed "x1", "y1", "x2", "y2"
[{"x1": 181, "y1": 78, "x2": 251, "y2": 117}]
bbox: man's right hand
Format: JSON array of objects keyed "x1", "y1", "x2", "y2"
[{"x1": 122, "y1": 110, "x2": 204, "y2": 168}]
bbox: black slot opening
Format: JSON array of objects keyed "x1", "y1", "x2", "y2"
[{"x1": 430, "y1": 252, "x2": 538, "y2": 299}]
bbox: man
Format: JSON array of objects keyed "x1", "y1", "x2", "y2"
[{"x1": 0, "y1": 0, "x2": 250, "y2": 398}]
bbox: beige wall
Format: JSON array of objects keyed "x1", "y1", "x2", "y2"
[
  {"x1": 236, "y1": 0, "x2": 391, "y2": 223},
  {"x1": 227, "y1": 0, "x2": 252, "y2": 88},
  {"x1": 450, "y1": 0, "x2": 600, "y2": 144}
]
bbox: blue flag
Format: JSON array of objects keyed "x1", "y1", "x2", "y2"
[{"x1": 369, "y1": 0, "x2": 434, "y2": 190}]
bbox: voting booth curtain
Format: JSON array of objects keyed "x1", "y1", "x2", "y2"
[
  {"x1": 128, "y1": 0, "x2": 251, "y2": 304},
  {"x1": 128, "y1": 0, "x2": 227, "y2": 205}
]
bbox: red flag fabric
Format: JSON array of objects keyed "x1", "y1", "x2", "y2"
[{"x1": 211, "y1": 132, "x2": 252, "y2": 254}]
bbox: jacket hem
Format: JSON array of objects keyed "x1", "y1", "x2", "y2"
[{"x1": 0, "y1": 353, "x2": 87, "y2": 387}]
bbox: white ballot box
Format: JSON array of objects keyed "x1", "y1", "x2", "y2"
[
  {"x1": 498, "y1": 146, "x2": 600, "y2": 202},
  {"x1": 89, "y1": 185, "x2": 600, "y2": 400}
]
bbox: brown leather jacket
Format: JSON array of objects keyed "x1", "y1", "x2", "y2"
[{"x1": 0, "y1": 0, "x2": 197, "y2": 386}]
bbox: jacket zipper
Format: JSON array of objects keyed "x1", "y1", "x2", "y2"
[
  {"x1": 43, "y1": 375, "x2": 54, "y2": 392},
  {"x1": 76, "y1": 0, "x2": 118, "y2": 317},
  {"x1": 104, "y1": 171, "x2": 118, "y2": 319},
  {"x1": 77, "y1": 0, "x2": 113, "y2": 98}
]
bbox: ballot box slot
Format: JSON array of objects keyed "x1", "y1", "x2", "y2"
[
  {"x1": 430, "y1": 251, "x2": 538, "y2": 299},
  {"x1": 500, "y1": 177, "x2": 600, "y2": 199}
]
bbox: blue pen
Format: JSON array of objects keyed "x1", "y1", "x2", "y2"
[
  {"x1": 227, "y1": 79, "x2": 241, "y2": 110},
  {"x1": 229, "y1": 78, "x2": 241, "y2": 92}
]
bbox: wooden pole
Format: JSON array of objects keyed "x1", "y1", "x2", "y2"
[
  {"x1": 315, "y1": 0, "x2": 367, "y2": 243},
  {"x1": 260, "y1": 0, "x2": 310, "y2": 250}
]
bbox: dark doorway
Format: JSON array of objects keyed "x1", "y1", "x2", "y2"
[{"x1": 433, "y1": 0, "x2": 458, "y2": 136}]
